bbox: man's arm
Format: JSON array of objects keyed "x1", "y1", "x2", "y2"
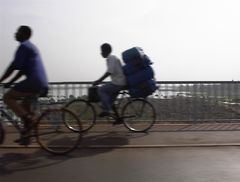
[
  {"x1": 0, "y1": 64, "x2": 15, "y2": 83},
  {"x1": 4, "y1": 70, "x2": 24, "y2": 88},
  {"x1": 93, "y1": 72, "x2": 111, "y2": 86}
]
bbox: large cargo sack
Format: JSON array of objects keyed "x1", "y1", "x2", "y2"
[
  {"x1": 125, "y1": 66, "x2": 154, "y2": 86},
  {"x1": 122, "y1": 47, "x2": 145, "y2": 64},
  {"x1": 122, "y1": 55, "x2": 152, "y2": 76},
  {"x1": 128, "y1": 79, "x2": 158, "y2": 98},
  {"x1": 121, "y1": 47, "x2": 157, "y2": 98}
]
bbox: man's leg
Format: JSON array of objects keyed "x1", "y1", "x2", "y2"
[
  {"x1": 98, "y1": 83, "x2": 113, "y2": 113},
  {"x1": 3, "y1": 89, "x2": 37, "y2": 145},
  {"x1": 3, "y1": 89, "x2": 37, "y2": 130},
  {"x1": 98, "y1": 83, "x2": 122, "y2": 115}
]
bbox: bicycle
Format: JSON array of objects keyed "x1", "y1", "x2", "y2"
[
  {"x1": 0, "y1": 86, "x2": 82, "y2": 155},
  {"x1": 64, "y1": 88, "x2": 156, "y2": 133}
]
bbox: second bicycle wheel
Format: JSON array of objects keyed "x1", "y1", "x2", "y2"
[
  {"x1": 122, "y1": 98, "x2": 156, "y2": 132},
  {"x1": 65, "y1": 99, "x2": 96, "y2": 132},
  {"x1": 36, "y1": 108, "x2": 82, "y2": 155}
]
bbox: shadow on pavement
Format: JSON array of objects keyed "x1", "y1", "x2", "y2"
[
  {"x1": 81, "y1": 131, "x2": 148, "y2": 147},
  {"x1": 0, "y1": 131, "x2": 132, "y2": 176}
]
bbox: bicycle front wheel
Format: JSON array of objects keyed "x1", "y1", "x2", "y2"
[
  {"x1": 122, "y1": 98, "x2": 156, "y2": 132},
  {"x1": 65, "y1": 99, "x2": 96, "y2": 132},
  {"x1": 36, "y1": 108, "x2": 82, "y2": 155}
]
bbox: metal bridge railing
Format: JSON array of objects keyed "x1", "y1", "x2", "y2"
[
  {"x1": 1, "y1": 81, "x2": 240, "y2": 123},
  {"x1": 152, "y1": 81, "x2": 240, "y2": 122}
]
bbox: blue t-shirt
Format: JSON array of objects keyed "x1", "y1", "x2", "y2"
[{"x1": 12, "y1": 41, "x2": 48, "y2": 92}]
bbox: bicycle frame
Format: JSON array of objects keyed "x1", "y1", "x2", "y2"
[
  {"x1": 112, "y1": 90, "x2": 136, "y2": 116},
  {"x1": 88, "y1": 89, "x2": 141, "y2": 119},
  {"x1": 65, "y1": 87, "x2": 156, "y2": 132},
  {"x1": 0, "y1": 88, "x2": 82, "y2": 154},
  {"x1": 0, "y1": 106, "x2": 23, "y2": 132},
  {"x1": 0, "y1": 94, "x2": 42, "y2": 139}
]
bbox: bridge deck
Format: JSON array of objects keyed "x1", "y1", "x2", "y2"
[{"x1": 2, "y1": 123, "x2": 240, "y2": 148}]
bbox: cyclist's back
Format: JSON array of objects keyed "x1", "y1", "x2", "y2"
[
  {"x1": 12, "y1": 40, "x2": 48, "y2": 92},
  {"x1": 13, "y1": 40, "x2": 48, "y2": 92}
]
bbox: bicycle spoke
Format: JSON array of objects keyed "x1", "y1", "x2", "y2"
[
  {"x1": 65, "y1": 99, "x2": 96, "y2": 132},
  {"x1": 122, "y1": 99, "x2": 156, "y2": 132}
]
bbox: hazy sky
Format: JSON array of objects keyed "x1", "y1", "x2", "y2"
[{"x1": 1, "y1": 0, "x2": 240, "y2": 81}]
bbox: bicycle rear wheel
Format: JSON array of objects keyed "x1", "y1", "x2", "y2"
[
  {"x1": 122, "y1": 98, "x2": 156, "y2": 132},
  {"x1": 36, "y1": 108, "x2": 82, "y2": 155},
  {"x1": 65, "y1": 99, "x2": 96, "y2": 132}
]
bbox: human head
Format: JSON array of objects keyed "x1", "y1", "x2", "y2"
[
  {"x1": 15, "y1": 25, "x2": 32, "y2": 42},
  {"x1": 101, "y1": 43, "x2": 112, "y2": 58}
]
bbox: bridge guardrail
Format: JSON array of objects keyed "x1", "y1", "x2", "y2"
[{"x1": 1, "y1": 81, "x2": 240, "y2": 123}]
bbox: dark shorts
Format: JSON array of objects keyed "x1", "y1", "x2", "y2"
[{"x1": 14, "y1": 80, "x2": 48, "y2": 96}]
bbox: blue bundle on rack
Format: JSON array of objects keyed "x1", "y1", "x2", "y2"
[{"x1": 122, "y1": 47, "x2": 157, "y2": 98}]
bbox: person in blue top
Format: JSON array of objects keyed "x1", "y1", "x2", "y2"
[{"x1": 0, "y1": 25, "x2": 48, "y2": 145}]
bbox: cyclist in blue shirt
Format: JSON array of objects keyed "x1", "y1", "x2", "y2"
[{"x1": 0, "y1": 26, "x2": 48, "y2": 145}]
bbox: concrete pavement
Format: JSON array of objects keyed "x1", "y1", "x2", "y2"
[
  {"x1": 2, "y1": 123, "x2": 240, "y2": 148},
  {"x1": 1, "y1": 146, "x2": 240, "y2": 182},
  {"x1": 1, "y1": 123, "x2": 240, "y2": 182}
]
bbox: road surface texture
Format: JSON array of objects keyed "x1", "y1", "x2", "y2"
[{"x1": 1, "y1": 123, "x2": 240, "y2": 182}]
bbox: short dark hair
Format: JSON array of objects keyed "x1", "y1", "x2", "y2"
[
  {"x1": 19, "y1": 25, "x2": 32, "y2": 39},
  {"x1": 101, "y1": 43, "x2": 112, "y2": 54}
]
